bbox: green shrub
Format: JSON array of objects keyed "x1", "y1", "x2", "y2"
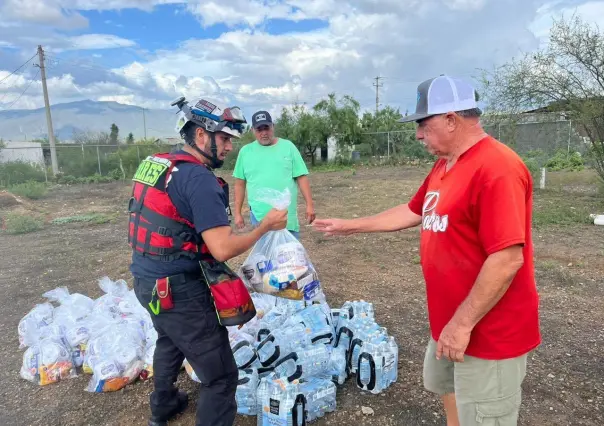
[
  {"x1": 108, "y1": 168, "x2": 123, "y2": 180},
  {"x1": 2, "y1": 213, "x2": 44, "y2": 234},
  {"x1": 9, "y1": 181, "x2": 48, "y2": 199},
  {"x1": 52, "y1": 213, "x2": 114, "y2": 225},
  {"x1": 545, "y1": 150, "x2": 585, "y2": 172},
  {"x1": 0, "y1": 161, "x2": 46, "y2": 186},
  {"x1": 522, "y1": 156, "x2": 540, "y2": 181}
]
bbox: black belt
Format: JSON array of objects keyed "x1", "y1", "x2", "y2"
[{"x1": 134, "y1": 273, "x2": 209, "y2": 300}]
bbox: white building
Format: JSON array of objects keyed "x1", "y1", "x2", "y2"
[
  {"x1": 0, "y1": 141, "x2": 44, "y2": 165},
  {"x1": 314, "y1": 136, "x2": 356, "y2": 162}
]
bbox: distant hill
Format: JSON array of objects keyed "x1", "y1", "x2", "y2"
[{"x1": 0, "y1": 100, "x2": 177, "y2": 142}]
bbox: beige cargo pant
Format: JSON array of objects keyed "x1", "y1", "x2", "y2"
[{"x1": 423, "y1": 338, "x2": 528, "y2": 425}]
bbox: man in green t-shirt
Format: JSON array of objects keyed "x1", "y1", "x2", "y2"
[{"x1": 232, "y1": 110, "x2": 315, "y2": 239}]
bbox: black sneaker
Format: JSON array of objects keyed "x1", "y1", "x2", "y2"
[{"x1": 148, "y1": 391, "x2": 189, "y2": 426}]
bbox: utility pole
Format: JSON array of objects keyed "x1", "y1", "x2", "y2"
[
  {"x1": 373, "y1": 76, "x2": 383, "y2": 115},
  {"x1": 142, "y1": 107, "x2": 147, "y2": 140},
  {"x1": 36, "y1": 45, "x2": 58, "y2": 175}
]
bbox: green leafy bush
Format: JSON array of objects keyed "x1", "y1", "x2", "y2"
[
  {"x1": 2, "y1": 213, "x2": 44, "y2": 234},
  {"x1": 9, "y1": 181, "x2": 48, "y2": 199},
  {"x1": 545, "y1": 150, "x2": 584, "y2": 172},
  {"x1": 0, "y1": 161, "x2": 46, "y2": 186}
]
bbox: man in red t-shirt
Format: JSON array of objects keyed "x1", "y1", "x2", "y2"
[{"x1": 313, "y1": 75, "x2": 540, "y2": 426}]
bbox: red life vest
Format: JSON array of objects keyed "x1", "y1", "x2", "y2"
[{"x1": 128, "y1": 152, "x2": 256, "y2": 326}]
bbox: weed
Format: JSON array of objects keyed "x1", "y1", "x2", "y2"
[
  {"x1": 52, "y1": 213, "x2": 115, "y2": 225},
  {"x1": 9, "y1": 181, "x2": 48, "y2": 199},
  {"x1": 2, "y1": 212, "x2": 43, "y2": 234}
]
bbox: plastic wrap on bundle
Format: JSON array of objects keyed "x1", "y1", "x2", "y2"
[
  {"x1": 229, "y1": 330, "x2": 258, "y2": 369},
  {"x1": 236, "y1": 368, "x2": 258, "y2": 416},
  {"x1": 283, "y1": 304, "x2": 334, "y2": 346},
  {"x1": 356, "y1": 336, "x2": 399, "y2": 395},
  {"x1": 273, "y1": 344, "x2": 330, "y2": 383},
  {"x1": 326, "y1": 345, "x2": 348, "y2": 385},
  {"x1": 254, "y1": 304, "x2": 297, "y2": 343},
  {"x1": 256, "y1": 322, "x2": 312, "y2": 368},
  {"x1": 20, "y1": 337, "x2": 77, "y2": 386},
  {"x1": 17, "y1": 303, "x2": 54, "y2": 349},
  {"x1": 239, "y1": 188, "x2": 324, "y2": 302},
  {"x1": 259, "y1": 377, "x2": 305, "y2": 426},
  {"x1": 298, "y1": 377, "x2": 337, "y2": 422}
]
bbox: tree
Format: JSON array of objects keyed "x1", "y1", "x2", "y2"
[
  {"x1": 480, "y1": 14, "x2": 604, "y2": 181},
  {"x1": 275, "y1": 103, "x2": 325, "y2": 166},
  {"x1": 110, "y1": 124, "x2": 119, "y2": 145},
  {"x1": 313, "y1": 93, "x2": 362, "y2": 149},
  {"x1": 126, "y1": 133, "x2": 134, "y2": 144}
]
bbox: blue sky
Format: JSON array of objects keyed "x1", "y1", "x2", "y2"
[{"x1": 0, "y1": 0, "x2": 603, "y2": 126}]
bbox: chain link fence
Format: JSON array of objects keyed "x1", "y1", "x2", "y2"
[{"x1": 352, "y1": 118, "x2": 590, "y2": 167}]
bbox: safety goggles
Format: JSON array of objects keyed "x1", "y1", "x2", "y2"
[{"x1": 219, "y1": 106, "x2": 245, "y2": 123}]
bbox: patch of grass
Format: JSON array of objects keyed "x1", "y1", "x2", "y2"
[
  {"x1": 2, "y1": 212, "x2": 44, "y2": 234},
  {"x1": 309, "y1": 163, "x2": 354, "y2": 173},
  {"x1": 52, "y1": 213, "x2": 115, "y2": 225},
  {"x1": 9, "y1": 181, "x2": 48, "y2": 199},
  {"x1": 533, "y1": 190, "x2": 602, "y2": 227}
]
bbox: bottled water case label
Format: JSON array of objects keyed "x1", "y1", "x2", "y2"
[{"x1": 269, "y1": 398, "x2": 280, "y2": 415}]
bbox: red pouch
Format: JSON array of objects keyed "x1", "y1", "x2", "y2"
[
  {"x1": 200, "y1": 259, "x2": 256, "y2": 327},
  {"x1": 156, "y1": 277, "x2": 174, "y2": 310}
]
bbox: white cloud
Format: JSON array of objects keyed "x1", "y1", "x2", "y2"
[
  {"x1": 2, "y1": 0, "x2": 604, "y2": 127},
  {"x1": 530, "y1": 1, "x2": 604, "y2": 42},
  {"x1": 0, "y1": 0, "x2": 88, "y2": 30},
  {"x1": 66, "y1": 34, "x2": 137, "y2": 50}
]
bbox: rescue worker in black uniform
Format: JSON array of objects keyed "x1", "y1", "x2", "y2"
[{"x1": 128, "y1": 96, "x2": 287, "y2": 426}]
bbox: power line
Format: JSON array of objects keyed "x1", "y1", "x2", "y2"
[
  {"x1": 3, "y1": 69, "x2": 40, "y2": 110},
  {"x1": 0, "y1": 52, "x2": 38, "y2": 85}
]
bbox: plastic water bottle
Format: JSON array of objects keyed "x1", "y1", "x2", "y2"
[
  {"x1": 259, "y1": 378, "x2": 303, "y2": 426},
  {"x1": 236, "y1": 368, "x2": 258, "y2": 416},
  {"x1": 230, "y1": 333, "x2": 259, "y2": 369},
  {"x1": 299, "y1": 377, "x2": 337, "y2": 422},
  {"x1": 256, "y1": 373, "x2": 275, "y2": 425},
  {"x1": 341, "y1": 300, "x2": 375, "y2": 321},
  {"x1": 386, "y1": 336, "x2": 399, "y2": 385},
  {"x1": 348, "y1": 324, "x2": 387, "y2": 375},
  {"x1": 256, "y1": 304, "x2": 296, "y2": 342},
  {"x1": 357, "y1": 342, "x2": 386, "y2": 394},
  {"x1": 326, "y1": 345, "x2": 347, "y2": 385}
]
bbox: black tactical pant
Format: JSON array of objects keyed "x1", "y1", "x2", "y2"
[{"x1": 134, "y1": 275, "x2": 238, "y2": 426}]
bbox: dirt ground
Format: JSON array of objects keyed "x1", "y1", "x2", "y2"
[{"x1": 1, "y1": 166, "x2": 603, "y2": 426}]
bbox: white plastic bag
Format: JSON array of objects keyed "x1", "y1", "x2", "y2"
[
  {"x1": 239, "y1": 188, "x2": 323, "y2": 302},
  {"x1": 92, "y1": 277, "x2": 131, "y2": 319},
  {"x1": 20, "y1": 336, "x2": 77, "y2": 386},
  {"x1": 18, "y1": 303, "x2": 54, "y2": 349},
  {"x1": 84, "y1": 320, "x2": 145, "y2": 392}
]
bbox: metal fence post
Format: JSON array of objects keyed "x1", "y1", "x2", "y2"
[
  {"x1": 387, "y1": 132, "x2": 390, "y2": 158},
  {"x1": 96, "y1": 145, "x2": 101, "y2": 175}
]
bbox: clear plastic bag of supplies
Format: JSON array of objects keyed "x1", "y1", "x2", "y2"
[
  {"x1": 18, "y1": 303, "x2": 54, "y2": 349},
  {"x1": 239, "y1": 188, "x2": 323, "y2": 302},
  {"x1": 92, "y1": 277, "x2": 131, "y2": 319},
  {"x1": 84, "y1": 320, "x2": 145, "y2": 392},
  {"x1": 20, "y1": 336, "x2": 77, "y2": 386}
]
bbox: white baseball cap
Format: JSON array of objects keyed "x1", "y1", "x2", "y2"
[{"x1": 398, "y1": 74, "x2": 481, "y2": 123}]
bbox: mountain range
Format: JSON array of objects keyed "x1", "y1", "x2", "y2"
[{"x1": 0, "y1": 100, "x2": 178, "y2": 142}]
